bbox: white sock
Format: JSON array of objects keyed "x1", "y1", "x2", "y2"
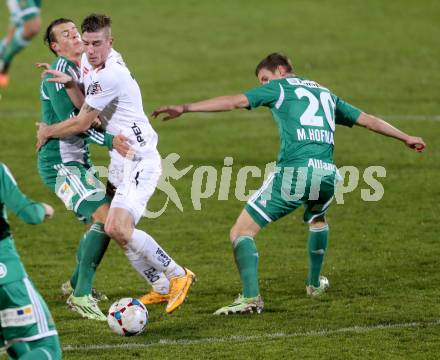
[
  {"x1": 130, "y1": 229, "x2": 185, "y2": 279},
  {"x1": 124, "y1": 247, "x2": 170, "y2": 294}
]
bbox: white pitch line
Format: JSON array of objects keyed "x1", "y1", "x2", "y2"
[
  {"x1": 0, "y1": 111, "x2": 440, "y2": 121},
  {"x1": 63, "y1": 318, "x2": 440, "y2": 352}
]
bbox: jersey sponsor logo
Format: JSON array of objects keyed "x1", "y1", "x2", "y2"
[
  {"x1": 307, "y1": 158, "x2": 336, "y2": 172},
  {"x1": 0, "y1": 305, "x2": 36, "y2": 327},
  {"x1": 87, "y1": 81, "x2": 103, "y2": 95},
  {"x1": 131, "y1": 123, "x2": 146, "y2": 145},
  {"x1": 56, "y1": 181, "x2": 74, "y2": 209},
  {"x1": 0, "y1": 263, "x2": 7, "y2": 278}
]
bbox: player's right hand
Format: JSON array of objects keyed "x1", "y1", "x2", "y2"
[
  {"x1": 405, "y1": 136, "x2": 426, "y2": 152},
  {"x1": 42, "y1": 69, "x2": 73, "y2": 86},
  {"x1": 113, "y1": 134, "x2": 132, "y2": 157},
  {"x1": 42, "y1": 203, "x2": 54, "y2": 220},
  {"x1": 151, "y1": 105, "x2": 185, "y2": 121}
]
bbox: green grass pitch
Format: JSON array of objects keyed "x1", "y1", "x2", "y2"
[{"x1": 0, "y1": 0, "x2": 439, "y2": 359}]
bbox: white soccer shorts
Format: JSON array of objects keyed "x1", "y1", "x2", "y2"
[{"x1": 109, "y1": 151, "x2": 162, "y2": 225}]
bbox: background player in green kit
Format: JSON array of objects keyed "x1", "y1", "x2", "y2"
[
  {"x1": 38, "y1": 18, "x2": 129, "y2": 321},
  {"x1": 152, "y1": 53, "x2": 426, "y2": 315},
  {"x1": 0, "y1": 162, "x2": 61, "y2": 359},
  {"x1": 0, "y1": 0, "x2": 42, "y2": 87}
]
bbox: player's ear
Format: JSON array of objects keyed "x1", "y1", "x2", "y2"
[
  {"x1": 276, "y1": 65, "x2": 286, "y2": 77},
  {"x1": 50, "y1": 42, "x2": 59, "y2": 54}
]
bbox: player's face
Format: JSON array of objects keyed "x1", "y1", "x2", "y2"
[
  {"x1": 82, "y1": 30, "x2": 112, "y2": 68},
  {"x1": 52, "y1": 22, "x2": 82, "y2": 58},
  {"x1": 257, "y1": 67, "x2": 284, "y2": 85}
]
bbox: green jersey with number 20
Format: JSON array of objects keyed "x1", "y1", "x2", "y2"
[{"x1": 245, "y1": 77, "x2": 362, "y2": 167}]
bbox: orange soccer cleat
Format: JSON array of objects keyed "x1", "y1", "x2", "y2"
[{"x1": 166, "y1": 268, "x2": 196, "y2": 314}]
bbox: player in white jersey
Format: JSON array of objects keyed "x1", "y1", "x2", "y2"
[{"x1": 36, "y1": 14, "x2": 195, "y2": 314}]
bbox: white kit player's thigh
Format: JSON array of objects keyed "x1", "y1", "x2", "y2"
[{"x1": 111, "y1": 152, "x2": 162, "y2": 225}]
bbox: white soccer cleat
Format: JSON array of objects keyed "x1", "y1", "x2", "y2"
[{"x1": 306, "y1": 276, "x2": 329, "y2": 297}]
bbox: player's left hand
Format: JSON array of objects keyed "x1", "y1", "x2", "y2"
[
  {"x1": 36, "y1": 122, "x2": 50, "y2": 151},
  {"x1": 113, "y1": 134, "x2": 132, "y2": 157},
  {"x1": 151, "y1": 105, "x2": 185, "y2": 121},
  {"x1": 41, "y1": 203, "x2": 55, "y2": 220},
  {"x1": 405, "y1": 136, "x2": 426, "y2": 152}
]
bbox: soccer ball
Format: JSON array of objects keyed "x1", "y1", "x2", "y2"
[{"x1": 107, "y1": 298, "x2": 149, "y2": 336}]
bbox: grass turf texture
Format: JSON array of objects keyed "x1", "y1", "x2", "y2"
[{"x1": 0, "y1": 0, "x2": 439, "y2": 359}]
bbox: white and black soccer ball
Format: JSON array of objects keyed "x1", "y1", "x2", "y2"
[{"x1": 107, "y1": 298, "x2": 149, "y2": 336}]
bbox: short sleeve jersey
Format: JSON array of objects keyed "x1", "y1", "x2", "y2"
[
  {"x1": 81, "y1": 49, "x2": 158, "y2": 160},
  {"x1": 245, "y1": 77, "x2": 362, "y2": 166}
]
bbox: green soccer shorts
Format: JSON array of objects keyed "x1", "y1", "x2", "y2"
[
  {"x1": 0, "y1": 277, "x2": 58, "y2": 348},
  {"x1": 7, "y1": 0, "x2": 41, "y2": 26},
  {"x1": 39, "y1": 161, "x2": 110, "y2": 224},
  {"x1": 245, "y1": 166, "x2": 336, "y2": 228}
]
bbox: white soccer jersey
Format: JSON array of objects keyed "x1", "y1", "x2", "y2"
[
  {"x1": 81, "y1": 49, "x2": 161, "y2": 222},
  {"x1": 81, "y1": 49, "x2": 158, "y2": 160}
]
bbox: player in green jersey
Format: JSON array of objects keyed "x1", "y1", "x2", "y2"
[
  {"x1": 0, "y1": 162, "x2": 62, "y2": 359},
  {"x1": 38, "y1": 18, "x2": 129, "y2": 321},
  {"x1": 152, "y1": 53, "x2": 426, "y2": 315},
  {"x1": 0, "y1": 0, "x2": 42, "y2": 87}
]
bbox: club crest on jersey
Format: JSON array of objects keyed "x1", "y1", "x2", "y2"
[
  {"x1": 0, "y1": 263, "x2": 7, "y2": 278},
  {"x1": 87, "y1": 81, "x2": 103, "y2": 95}
]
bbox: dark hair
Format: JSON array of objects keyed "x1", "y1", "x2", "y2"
[
  {"x1": 44, "y1": 18, "x2": 74, "y2": 55},
  {"x1": 255, "y1": 53, "x2": 294, "y2": 76},
  {"x1": 81, "y1": 14, "x2": 112, "y2": 34}
]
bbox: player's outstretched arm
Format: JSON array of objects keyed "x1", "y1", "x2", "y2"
[
  {"x1": 356, "y1": 113, "x2": 426, "y2": 152},
  {"x1": 0, "y1": 163, "x2": 54, "y2": 225},
  {"x1": 36, "y1": 102, "x2": 99, "y2": 150},
  {"x1": 152, "y1": 94, "x2": 249, "y2": 121}
]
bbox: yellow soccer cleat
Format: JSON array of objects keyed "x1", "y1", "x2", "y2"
[
  {"x1": 140, "y1": 290, "x2": 169, "y2": 305},
  {"x1": 165, "y1": 268, "x2": 196, "y2": 314}
]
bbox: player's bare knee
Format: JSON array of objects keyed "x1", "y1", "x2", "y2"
[
  {"x1": 91, "y1": 204, "x2": 109, "y2": 224},
  {"x1": 229, "y1": 224, "x2": 257, "y2": 243},
  {"x1": 105, "y1": 221, "x2": 130, "y2": 247},
  {"x1": 229, "y1": 226, "x2": 238, "y2": 243},
  {"x1": 104, "y1": 221, "x2": 119, "y2": 241}
]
